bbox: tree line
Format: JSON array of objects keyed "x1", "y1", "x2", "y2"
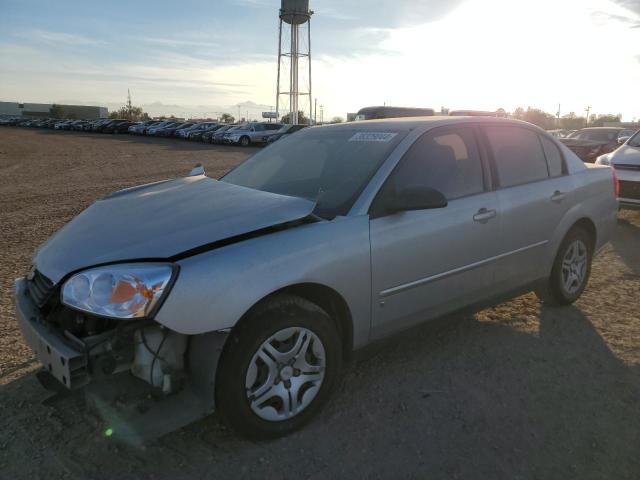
[{"x1": 510, "y1": 107, "x2": 622, "y2": 130}]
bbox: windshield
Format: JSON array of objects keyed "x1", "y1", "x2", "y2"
[
  {"x1": 222, "y1": 127, "x2": 408, "y2": 218},
  {"x1": 628, "y1": 130, "x2": 640, "y2": 147}
]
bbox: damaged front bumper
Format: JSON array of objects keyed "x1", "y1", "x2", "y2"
[
  {"x1": 15, "y1": 278, "x2": 89, "y2": 388},
  {"x1": 14, "y1": 277, "x2": 228, "y2": 443}
]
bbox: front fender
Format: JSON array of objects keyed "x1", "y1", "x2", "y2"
[{"x1": 155, "y1": 215, "x2": 372, "y2": 349}]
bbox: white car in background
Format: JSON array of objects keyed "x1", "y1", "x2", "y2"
[{"x1": 597, "y1": 129, "x2": 640, "y2": 209}]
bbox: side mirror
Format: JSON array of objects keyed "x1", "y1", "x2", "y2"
[
  {"x1": 386, "y1": 186, "x2": 448, "y2": 214},
  {"x1": 618, "y1": 136, "x2": 630, "y2": 145}
]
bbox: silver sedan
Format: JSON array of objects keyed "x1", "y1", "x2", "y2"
[{"x1": 15, "y1": 117, "x2": 617, "y2": 441}]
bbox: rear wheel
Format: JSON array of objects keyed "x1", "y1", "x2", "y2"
[
  {"x1": 535, "y1": 227, "x2": 593, "y2": 305},
  {"x1": 216, "y1": 294, "x2": 341, "y2": 439}
]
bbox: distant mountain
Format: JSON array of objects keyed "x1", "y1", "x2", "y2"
[{"x1": 49, "y1": 99, "x2": 279, "y2": 121}]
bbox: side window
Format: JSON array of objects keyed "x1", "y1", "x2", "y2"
[
  {"x1": 386, "y1": 127, "x2": 485, "y2": 201},
  {"x1": 485, "y1": 126, "x2": 549, "y2": 187},
  {"x1": 540, "y1": 135, "x2": 564, "y2": 177}
]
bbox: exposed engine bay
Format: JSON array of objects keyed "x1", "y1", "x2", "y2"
[{"x1": 31, "y1": 278, "x2": 187, "y2": 394}]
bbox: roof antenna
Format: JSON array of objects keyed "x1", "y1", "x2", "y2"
[{"x1": 188, "y1": 164, "x2": 205, "y2": 176}]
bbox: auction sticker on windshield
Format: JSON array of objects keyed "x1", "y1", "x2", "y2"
[{"x1": 349, "y1": 132, "x2": 398, "y2": 142}]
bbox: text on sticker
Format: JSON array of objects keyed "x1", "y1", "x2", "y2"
[{"x1": 349, "y1": 132, "x2": 398, "y2": 142}]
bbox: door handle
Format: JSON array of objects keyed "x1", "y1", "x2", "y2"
[
  {"x1": 551, "y1": 190, "x2": 567, "y2": 202},
  {"x1": 473, "y1": 208, "x2": 497, "y2": 223}
]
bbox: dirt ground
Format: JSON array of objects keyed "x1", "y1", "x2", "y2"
[{"x1": 0, "y1": 127, "x2": 639, "y2": 480}]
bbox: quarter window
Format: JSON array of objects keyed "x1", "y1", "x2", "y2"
[
  {"x1": 485, "y1": 126, "x2": 549, "y2": 187},
  {"x1": 540, "y1": 136, "x2": 564, "y2": 177},
  {"x1": 386, "y1": 127, "x2": 485, "y2": 201}
]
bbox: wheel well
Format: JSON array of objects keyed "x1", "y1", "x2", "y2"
[
  {"x1": 572, "y1": 217, "x2": 597, "y2": 250},
  {"x1": 240, "y1": 284, "x2": 354, "y2": 361}
]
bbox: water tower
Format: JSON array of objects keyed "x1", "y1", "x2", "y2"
[{"x1": 276, "y1": 0, "x2": 313, "y2": 125}]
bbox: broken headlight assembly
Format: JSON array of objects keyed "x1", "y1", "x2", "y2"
[{"x1": 61, "y1": 263, "x2": 176, "y2": 319}]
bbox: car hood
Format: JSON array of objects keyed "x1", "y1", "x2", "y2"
[
  {"x1": 34, "y1": 176, "x2": 316, "y2": 284},
  {"x1": 609, "y1": 145, "x2": 640, "y2": 165}
]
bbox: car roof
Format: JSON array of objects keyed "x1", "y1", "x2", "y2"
[
  {"x1": 318, "y1": 115, "x2": 541, "y2": 131},
  {"x1": 577, "y1": 127, "x2": 623, "y2": 131}
]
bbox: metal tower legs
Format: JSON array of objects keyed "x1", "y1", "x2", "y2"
[{"x1": 276, "y1": 18, "x2": 312, "y2": 125}]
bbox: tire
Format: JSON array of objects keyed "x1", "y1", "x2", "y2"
[
  {"x1": 240, "y1": 136, "x2": 250, "y2": 147},
  {"x1": 216, "y1": 294, "x2": 342, "y2": 439},
  {"x1": 535, "y1": 227, "x2": 593, "y2": 305}
]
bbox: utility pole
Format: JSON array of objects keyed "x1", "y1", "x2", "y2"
[
  {"x1": 556, "y1": 103, "x2": 561, "y2": 128},
  {"x1": 314, "y1": 98, "x2": 318, "y2": 125},
  {"x1": 585, "y1": 106, "x2": 591, "y2": 127},
  {"x1": 320, "y1": 105, "x2": 324, "y2": 124},
  {"x1": 126, "y1": 89, "x2": 133, "y2": 120}
]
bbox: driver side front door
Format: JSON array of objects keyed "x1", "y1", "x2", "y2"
[{"x1": 369, "y1": 126, "x2": 503, "y2": 339}]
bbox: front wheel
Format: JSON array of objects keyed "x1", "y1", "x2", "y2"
[
  {"x1": 216, "y1": 294, "x2": 342, "y2": 439},
  {"x1": 239, "y1": 136, "x2": 250, "y2": 147},
  {"x1": 535, "y1": 227, "x2": 593, "y2": 305}
]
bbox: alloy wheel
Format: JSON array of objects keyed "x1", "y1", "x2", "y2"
[{"x1": 561, "y1": 239, "x2": 588, "y2": 295}]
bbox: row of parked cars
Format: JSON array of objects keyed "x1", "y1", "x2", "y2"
[
  {"x1": 556, "y1": 127, "x2": 638, "y2": 163},
  {"x1": 0, "y1": 116, "x2": 308, "y2": 147},
  {"x1": 129, "y1": 119, "x2": 307, "y2": 146}
]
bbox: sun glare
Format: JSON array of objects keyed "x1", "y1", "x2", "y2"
[{"x1": 313, "y1": 0, "x2": 640, "y2": 118}]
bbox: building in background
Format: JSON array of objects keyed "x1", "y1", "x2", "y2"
[{"x1": 0, "y1": 101, "x2": 108, "y2": 119}]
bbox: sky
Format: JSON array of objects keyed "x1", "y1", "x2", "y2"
[{"x1": 0, "y1": 0, "x2": 639, "y2": 121}]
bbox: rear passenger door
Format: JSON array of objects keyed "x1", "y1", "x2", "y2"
[
  {"x1": 369, "y1": 126, "x2": 502, "y2": 338},
  {"x1": 481, "y1": 126, "x2": 573, "y2": 289}
]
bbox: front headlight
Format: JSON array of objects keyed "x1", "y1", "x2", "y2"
[{"x1": 61, "y1": 263, "x2": 176, "y2": 319}]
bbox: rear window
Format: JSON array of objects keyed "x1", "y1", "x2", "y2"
[
  {"x1": 485, "y1": 126, "x2": 549, "y2": 187},
  {"x1": 571, "y1": 130, "x2": 618, "y2": 141}
]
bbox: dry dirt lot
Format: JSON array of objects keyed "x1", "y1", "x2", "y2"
[{"x1": 0, "y1": 127, "x2": 639, "y2": 480}]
